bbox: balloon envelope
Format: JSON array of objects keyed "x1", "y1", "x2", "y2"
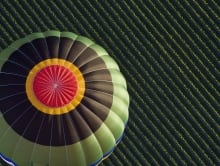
[{"x1": 0, "y1": 31, "x2": 129, "y2": 166}]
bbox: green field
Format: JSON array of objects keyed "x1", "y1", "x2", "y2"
[{"x1": 0, "y1": 1, "x2": 219, "y2": 165}]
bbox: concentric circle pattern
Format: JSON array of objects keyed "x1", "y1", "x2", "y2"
[
  {"x1": 0, "y1": 31, "x2": 129, "y2": 166},
  {"x1": 26, "y1": 58, "x2": 85, "y2": 115}
]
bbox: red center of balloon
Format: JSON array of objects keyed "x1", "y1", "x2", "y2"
[{"x1": 33, "y1": 65, "x2": 78, "y2": 107}]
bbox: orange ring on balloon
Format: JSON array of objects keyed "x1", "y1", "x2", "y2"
[{"x1": 26, "y1": 58, "x2": 85, "y2": 115}]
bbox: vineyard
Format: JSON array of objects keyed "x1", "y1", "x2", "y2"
[{"x1": 0, "y1": 1, "x2": 219, "y2": 165}]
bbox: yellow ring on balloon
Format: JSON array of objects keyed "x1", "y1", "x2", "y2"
[{"x1": 26, "y1": 59, "x2": 85, "y2": 115}]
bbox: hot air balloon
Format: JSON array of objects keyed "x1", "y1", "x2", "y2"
[{"x1": 0, "y1": 31, "x2": 129, "y2": 166}]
